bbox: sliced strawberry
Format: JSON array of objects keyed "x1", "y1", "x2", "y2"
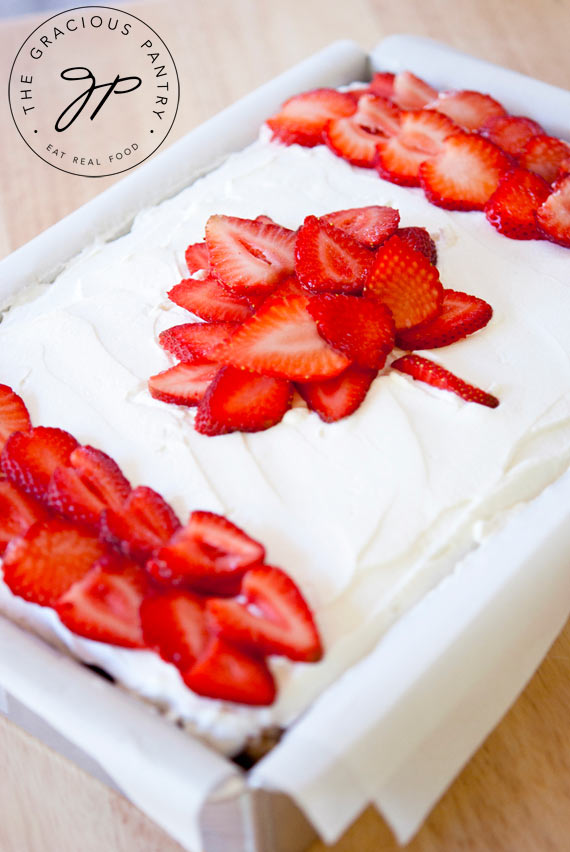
[
  {"x1": 158, "y1": 321, "x2": 239, "y2": 363},
  {"x1": 427, "y1": 90, "x2": 506, "y2": 131},
  {"x1": 368, "y1": 71, "x2": 395, "y2": 100},
  {"x1": 480, "y1": 114, "x2": 543, "y2": 158},
  {"x1": 392, "y1": 354, "x2": 499, "y2": 408},
  {"x1": 396, "y1": 289, "x2": 493, "y2": 350},
  {"x1": 321, "y1": 206, "x2": 400, "y2": 248},
  {"x1": 140, "y1": 591, "x2": 209, "y2": 670},
  {"x1": 55, "y1": 553, "x2": 147, "y2": 648},
  {"x1": 420, "y1": 132, "x2": 510, "y2": 211},
  {"x1": 1, "y1": 426, "x2": 79, "y2": 502},
  {"x1": 296, "y1": 363, "x2": 378, "y2": 423},
  {"x1": 266, "y1": 88, "x2": 356, "y2": 147},
  {"x1": 100, "y1": 485, "x2": 181, "y2": 563},
  {"x1": 205, "y1": 215, "x2": 296, "y2": 297},
  {"x1": 324, "y1": 117, "x2": 384, "y2": 168},
  {"x1": 185, "y1": 242, "x2": 210, "y2": 275},
  {"x1": 146, "y1": 510, "x2": 265, "y2": 594},
  {"x1": 295, "y1": 215, "x2": 374, "y2": 294},
  {"x1": 394, "y1": 226, "x2": 437, "y2": 264},
  {"x1": 484, "y1": 167, "x2": 551, "y2": 240},
  {"x1": 365, "y1": 235, "x2": 443, "y2": 330},
  {"x1": 218, "y1": 283, "x2": 350, "y2": 381},
  {"x1": 183, "y1": 636, "x2": 276, "y2": 706},
  {"x1": 392, "y1": 71, "x2": 438, "y2": 109},
  {"x1": 536, "y1": 175, "x2": 570, "y2": 248},
  {"x1": 195, "y1": 365, "x2": 293, "y2": 436},
  {"x1": 0, "y1": 479, "x2": 49, "y2": 555},
  {"x1": 307, "y1": 294, "x2": 395, "y2": 369},
  {"x1": 0, "y1": 385, "x2": 31, "y2": 452},
  {"x1": 168, "y1": 277, "x2": 253, "y2": 323},
  {"x1": 207, "y1": 564, "x2": 322, "y2": 662},
  {"x1": 2, "y1": 518, "x2": 107, "y2": 606},
  {"x1": 148, "y1": 361, "x2": 221, "y2": 407},
  {"x1": 375, "y1": 109, "x2": 460, "y2": 186},
  {"x1": 354, "y1": 94, "x2": 401, "y2": 136},
  {"x1": 519, "y1": 134, "x2": 570, "y2": 184}
]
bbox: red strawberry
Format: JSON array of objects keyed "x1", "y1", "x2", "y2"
[
  {"x1": 0, "y1": 385, "x2": 31, "y2": 452},
  {"x1": 158, "y1": 322, "x2": 239, "y2": 362},
  {"x1": 395, "y1": 227, "x2": 438, "y2": 264},
  {"x1": 140, "y1": 591, "x2": 209, "y2": 670},
  {"x1": 55, "y1": 553, "x2": 147, "y2": 649},
  {"x1": 266, "y1": 88, "x2": 356, "y2": 147},
  {"x1": 2, "y1": 518, "x2": 107, "y2": 606},
  {"x1": 168, "y1": 277, "x2": 254, "y2": 323},
  {"x1": 419, "y1": 132, "x2": 510, "y2": 211},
  {"x1": 392, "y1": 71, "x2": 438, "y2": 109},
  {"x1": 183, "y1": 636, "x2": 276, "y2": 706},
  {"x1": 296, "y1": 363, "x2": 378, "y2": 423},
  {"x1": 392, "y1": 354, "x2": 499, "y2": 408},
  {"x1": 519, "y1": 134, "x2": 570, "y2": 184},
  {"x1": 480, "y1": 114, "x2": 543, "y2": 157},
  {"x1": 427, "y1": 90, "x2": 506, "y2": 131},
  {"x1": 100, "y1": 485, "x2": 181, "y2": 563},
  {"x1": 295, "y1": 215, "x2": 374, "y2": 294},
  {"x1": 365, "y1": 235, "x2": 443, "y2": 330},
  {"x1": 321, "y1": 206, "x2": 400, "y2": 248},
  {"x1": 368, "y1": 72, "x2": 395, "y2": 100},
  {"x1": 375, "y1": 110, "x2": 460, "y2": 186},
  {"x1": 484, "y1": 167, "x2": 551, "y2": 240},
  {"x1": 255, "y1": 214, "x2": 277, "y2": 225},
  {"x1": 217, "y1": 283, "x2": 350, "y2": 381},
  {"x1": 536, "y1": 175, "x2": 570, "y2": 248},
  {"x1": 396, "y1": 289, "x2": 493, "y2": 350},
  {"x1": 146, "y1": 510, "x2": 265, "y2": 594},
  {"x1": 148, "y1": 362, "x2": 221, "y2": 407},
  {"x1": 207, "y1": 564, "x2": 322, "y2": 662},
  {"x1": 1, "y1": 426, "x2": 79, "y2": 501},
  {"x1": 0, "y1": 479, "x2": 49, "y2": 555},
  {"x1": 354, "y1": 93, "x2": 401, "y2": 136},
  {"x1": 184, "y1": 242, "x2": 210, "y2": 275},
  {"x1": 324, "y1": 117, "x2": 384, "y2": 168},
  {"x1": 195, "y1": 365, "x2": 293, "y2": 436},
  {"x1": 307, "y1": 294, "x2": 395, "y2": 369}
]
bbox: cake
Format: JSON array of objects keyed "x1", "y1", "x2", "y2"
[{"x1": 1, "y1": 69, "x2": 569, "y2": 757}]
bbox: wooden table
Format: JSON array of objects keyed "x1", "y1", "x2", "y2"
[{"x1": 1, "y1": 1, "x2": 569, "y2": 850}]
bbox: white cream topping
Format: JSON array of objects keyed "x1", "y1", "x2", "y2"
[{"x1": 1, "y1": 127, "x2": 570, "y2": 754}]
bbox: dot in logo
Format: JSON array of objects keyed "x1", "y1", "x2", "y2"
[{"x1": 9, "y1": 6, "x2": 180, "y2": 178}]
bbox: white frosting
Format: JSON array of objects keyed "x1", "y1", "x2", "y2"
[{"x1": 1, "y1": 126, "x2": 570, "y2": 754}]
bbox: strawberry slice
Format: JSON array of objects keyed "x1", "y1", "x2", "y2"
[
  {"x1": 100, "y1": 485, "x2": 181, "y2": 562},
  {"x1": 375, "y1": 110, "x2": 460, "y2": 186},
  {"x1": 480, "y1": 114, "x2": 543, "y2": 158},
  {"x1": 168, "y1": 277, "x2": 254, "y2": 323},
  {"x1": 324, "y1": 117, "x2": 384, "y2": 168},
  {"x1": 395, "y1": 226, "x2": 438, "y2": 264},
  {"x1": 321, "y1": 206, "x2": 400, "y2": 248},
  {"x1": 296, "y1": 363, "x2": 378, "y2": 423},
  {"x1": 146, "y1": 510, "x2": 265, "y2": 594},
  {"x1": 295, "y1": 215, "x2": 374, "y2": 295},
  {"x1": 354, "y1": 94, "x2": 401, "y2": 136},
  {"x1": 2, "y1": 518, "x2": 107, "y2": 606},
  {"x1": 307, "y1": 293, "x2": 395, "y2": 369},
  {"x1": 392, "y1": 71, "x2": 438, "y2": 109},
  {"x1": 484, "y1": 167, "x2": 551, "y2": 240},
  {"x1": 207, "y1": 564, "x2": 322, "y2": 662},
  {"x1": 368, "y1": 72, "x2": 395, "y2": 100},
  {"x1": 0, "y1": 479, "x2": 49, "y2": 555},
  {"x1": 195, "y1": 365, "x2": 293, "y2": 436},
  {"x1": 519, "y1": 134, "x2": 570, "y2": 184},
  {"x1": 266, "y1": 88, "x2": 356, "y2": 147},
  {"x1": 140, "y1": 591, "x2": 209, "y2": 670},
  {"x1": 205, "y1": 215, "x2": 296, "y2": 297},
  {"x1": 47, "y1": 445, "x2": 131, "y2": 530},
  {"x1": 217, "y1": 283, "x2": 350, "y2": 381},
  {"x1": 55, "y1": 553, "x2": 147, "y2": 648},
  {"x1": 365, "y1": 235, "x2": 443, "y2": 330},
  {"x1": 1, "y1": 426, "x2": 79, "y2": 501},
  {"x1": 185, "y1": 242, "x2": 210, "y2": 275},
  {"x1": 148, "y1": 361, "x2": 221, "y2": 407},
  {"x1": 396, "y1": 289, "x2": 493, "y2": 350},
  {"x1": 0, "y1": 385, "x2": 31, "y2": 452},
  {"x1": 183, "y1": 636, "x2": 276, "y2": 706},
  {"x1": 427, "y1": 90, "x2": 506, "y2": 131},
  {"x1": 392, "y1": 354, "x2": 499, "y2": 408},
  {"x1": 419, "y1": 132, "x2": 510, "y2": 211},
  {"x1": 536, "y1": 175, "x2": 570, "y2": 248},
  {"x1": 159, "y1": 321, "x2": 239, "y2": 362}
]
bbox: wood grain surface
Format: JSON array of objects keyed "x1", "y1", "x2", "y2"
[{"x1": 1, "y1": 1, "x2": 569, "y2": 850}]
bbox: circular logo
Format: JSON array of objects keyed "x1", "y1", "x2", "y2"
[{"x1": 8, "y1": 6, "x2": 180, "y2": 178}]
